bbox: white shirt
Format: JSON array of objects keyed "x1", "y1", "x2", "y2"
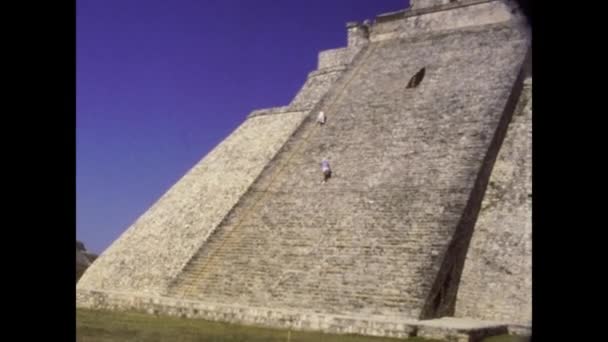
[{"x1": 317, "y1": 111, "x2": 326, "y2": 124}]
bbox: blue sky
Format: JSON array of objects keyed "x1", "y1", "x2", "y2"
[{"x1": 77, "y1": 0, "x2": 409, "y2": 253}]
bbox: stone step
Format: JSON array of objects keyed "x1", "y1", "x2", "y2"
[{"x1": 167, "y1": 23, "x2": 528, "y2": 320}]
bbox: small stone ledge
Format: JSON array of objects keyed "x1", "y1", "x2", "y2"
[
  {"x1": 77, "y1": 289, "x2": 419, "y2": 338},
  {"x1": 376, "y1": 0, "x2": 497, "y2": 23},
  {"x1": 369, "y1": 0, "x2": 529, "y2": 45},
  {"x1": 307, "y1": 65, "x2": 348, "y2": 79},
  {"x1": 371, "y1": 10, "x2": 520, "y2": 44},
  {"x1": 416, "y1": 317, "x2": 510, "y2": 342},
  {"x1": 76, "y1": 289, "x2": 529, "y2": 341},
  {"x1": 507, "y1": 323, "x2": 532, "y2": 337},
  {"x1": 374, "y1": 9, "x2": 407, "y2": 23},
  {"x1": 318, "y1": 47, "x2": 359, "y2": 70},
  {"x1": 247, "y1": 106, "x2": 303, "y2": 119}
]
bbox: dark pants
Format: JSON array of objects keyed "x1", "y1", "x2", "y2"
[{"x1": 323, "y1": 169, "x2": 332, "y2": 181}]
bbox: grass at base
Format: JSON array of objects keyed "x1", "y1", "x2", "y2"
[
  {"x1": 482, "y1": 335, "x2": 529, "y2": 342},
  {"x1": 77, "y1": 308, "x2": 526, "y2": 342},
  {"x1": 77, "y1": 309, "x2": 438, "y2": 342}
]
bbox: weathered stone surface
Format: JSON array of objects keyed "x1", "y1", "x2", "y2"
[
  {"x1": 347, "y1": 22, "x2": 370, "y2": 48},
  {"x1": 318, "y1": 47, "x2": 359, "y2": 70},
  {"x1": 290, "y1": 34, "x2": 368, "y2": 111},
  {"x1": 167, "y1": 7, "x2": 529, "y2": 322},
  {"x1": 411, "y1": 0, "x2": 454, "y2": 10},
  {"x1": 77, "y1": 0, "x2": 531, "y2": 338},
  {"x1": 416, "y1": 317, "x2": 508, "y2": 342},
  {"x1": 247, "y1": 106, "x2": 292, "y2": 118},
  {"x1": 77, "y1": 111, "x2": 308, "y2": 295},
  {"x1": 77, "y1": 288, "x2": 509, "y2": 341},
  {"x1": 289, "y1": 68, "x2": 350, "y2": 111},
  {"x1": 454, "y1": 78, "x2": 532, "y2": 325},
  {"x1": 372, "y1": 0, "x2": 524, "y2": 43}
]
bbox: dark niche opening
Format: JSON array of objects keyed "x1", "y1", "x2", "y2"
[{"x1": 407, "y1": 67, "x2": 426, "y2": 88}]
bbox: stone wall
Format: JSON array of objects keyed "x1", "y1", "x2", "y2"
[
  {"x1": 247, "y1": 105, "x2": 292, "y2": 118},
  {"x1": 347, "y1": 22, "x2": 370, "y2": 48},
  {"x1": 289, "y1": 68, "x2": 348, "y2": 110},
  {"x1": 372, "y1": 0, "x2": 523, "y2": 43},
  {"x1": 318, "y1": 48, "x2": 359, "y2": 70},
  {"x1": 77, "y1": 110, "x2": 308, "y2": 295},
  {"x1": 77, "y1": 288, "x2": 420, "y2": 339},
  {"x1": 412, "y1": 0, "x2": 454, "y2": 10},
  {"x1": 167, "y1": 18, "x2": 529, "y2": 321},
  {"x1": 454, "y1": 77, "x2": 532, "y2": 325},
  {"x1": 77, "y1": 288, "x2": 513, "y2": 341},
  {"x1": 78, "y1": 12, "x2": 367, "y2": 300},
  {"x1": 290, "y1": 22, "x2": 368, "y2": 111},
  {"x1": 78, "y1": 1, "x2": 532, "y2": 336}
]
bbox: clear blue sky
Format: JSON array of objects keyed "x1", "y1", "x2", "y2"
[{"x1": 77, "y1": 0, "x2": 409, "y2": 254}]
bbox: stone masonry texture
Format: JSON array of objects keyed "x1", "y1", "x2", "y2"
[
  {"x1": 412, "y1": 0, "x2": 454, "y2": 10},
  {"x1": 78, "y1": 1, "x2": 531, "y2": 339},
  {"x1": 167, "y1": 22, "x2": 529, "y2": 319},
  {"x1": 454, "y1": 78, "x2": 531, "y2": 325},
  {"x1": 318, "y1": 47, "x2": 359, "y2": 70},
  {"x1": 77, "y1": 111, "x2": 308, "y2": 295},
  {"x1": 372, "y1": 1, "x2": 520, "y2": 43}
]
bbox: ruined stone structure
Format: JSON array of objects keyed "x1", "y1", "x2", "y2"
[{"x1": 77, "y1": 1, "x2": 531, "y2": 340}]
